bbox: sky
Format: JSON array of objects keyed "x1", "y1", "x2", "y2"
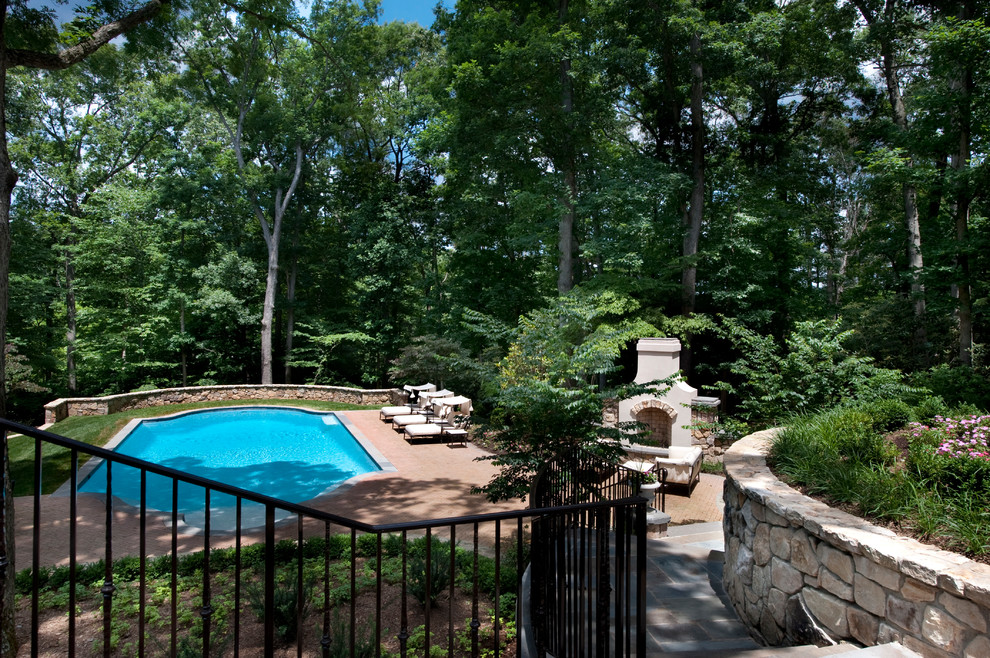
[
  {"x1": 378, "y1": 0, "x2": 452, "y2": 27},
  {"x1": 41, "y1": 1, "x2": 455, "y2": 30}
]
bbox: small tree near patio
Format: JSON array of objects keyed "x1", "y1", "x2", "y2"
[{"x1": 470, "y1": 292, "x2": 666, "y2": 502}]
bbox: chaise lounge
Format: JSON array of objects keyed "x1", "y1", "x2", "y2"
[
  {"x1": 620, "y1": 441, "x2": 703, "y2": 489},
  {"x1": 653, "y1": 446, "x2": 703, "y2": 488}
]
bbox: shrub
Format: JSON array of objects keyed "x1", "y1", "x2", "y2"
[
  {"x1": 321, "y1": 609, "x2": 376, "y2": 658},
  {"x1": 912, "y1": 364, "x2": 990, "y2": 410},
  {"x1": 407, "y1": 536, "x2": 452, "y2": 607},
  {"x1": 716, "y1": 318, "x2": 918, "y2": 424},
  {"x1": 859, "y1": 398, "x2": 912, "y2": 433},
  {"x1": 246, "y1": 565, "x2": 314, "y2": 645},
  {"x1": 356, "y1": 532, "x2": 380, "y2": 558}
]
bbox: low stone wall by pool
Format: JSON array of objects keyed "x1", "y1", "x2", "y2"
[
  {"x1": 44, "y1": 385, "x2": 404, "y2": 424},
  {"x1": 723, "y1": 430, "x2": 990, "y2": 658}
]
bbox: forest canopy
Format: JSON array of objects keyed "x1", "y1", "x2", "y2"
[{"x1": 4, "y1": 0, "x2": 989, "y2": 424}]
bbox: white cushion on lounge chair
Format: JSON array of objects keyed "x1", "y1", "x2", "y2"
[
  {"x1": 380, "y1": 405, "x2": 412, "y2": 420},
  {"x1": 392, "y1": 414, "x2": 428, "y2": 429},
  {"x1": 404, "y1": 423, "x2": 444, "y2": 440}
]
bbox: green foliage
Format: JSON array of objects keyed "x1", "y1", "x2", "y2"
[
  {"x1": 246, "y1": 564, "x2": 315, "y2": 646},
  {"x1": 469, "y1": 292, "x2": 662, "y2": 502},
  {"x1": 320, "y1": 608, "x2": 377, "y2": 658},
  {"x1": 858, "y1": 399, "x2": 912, "y2": 433},
  {"x1": 772, "y1": 405, "x2": 990, "y2": 558},
  {"x1": 407, "y1": 536, "x2": 452, "y2": 608},
  {"x1": 389, "y1": 334, "x2": 482, "y2": 398},
  {"x1": 912, "y1": 365, "x2": 990, "y2": 412},
  {"x1": 717, "y1": 318, "x2": 918, "y2": 425}
]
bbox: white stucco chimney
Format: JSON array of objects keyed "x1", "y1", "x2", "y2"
[{"x1": 618, "y1": 338, "x2": 698, "y2": 448}]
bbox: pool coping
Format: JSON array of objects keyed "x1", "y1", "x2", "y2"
[{"x1": 51, "y1": 405, "x2": 397, "y2": 533}]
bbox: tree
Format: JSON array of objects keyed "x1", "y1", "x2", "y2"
[
  {"x1": 468, "y1": 292, "x2": 658, "y2": 502},
  {"x1": 179, "y1": 0, "x2": 372, "y2": 384},
  {"x1": 852, "y1": 0, "x2": 930, "y2": 351},
  {"x1": 437, "y1": 0, "x2": 615, "y2": 302},
  {"x1": 9, "y1": 47, "x2": 176, "y2": 393},
  {"x1": 1, "y1": 1, "x2": 168, "y2": 651}
]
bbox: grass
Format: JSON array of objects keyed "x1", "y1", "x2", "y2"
[{"x1": 9, "y1": 398, "x2": 375, "y2": 497}]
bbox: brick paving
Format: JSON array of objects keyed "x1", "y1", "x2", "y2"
[{"x1": 14, "y1": 409, "x2": 724, "y2": 568}]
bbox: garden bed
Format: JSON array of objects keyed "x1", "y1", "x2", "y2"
[{"x1": 15, "y1": 534, "x2": 520, "y2": 657}]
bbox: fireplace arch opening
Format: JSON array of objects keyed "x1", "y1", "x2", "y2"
[{"x1": 630, "y1": 400, "x2": 676, "y2": 449}]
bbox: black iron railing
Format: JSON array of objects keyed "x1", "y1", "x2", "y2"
[{"x1": 0, "y1": 419, "x2": 647, "y2": 657}]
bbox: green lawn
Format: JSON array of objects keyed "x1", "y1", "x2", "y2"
[{"x1": 9, "y1": 398, "x2": 375, "y2": 496}]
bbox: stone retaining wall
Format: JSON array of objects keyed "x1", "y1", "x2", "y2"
[
  {"x1": 44, "y1": 385, "x2": 404, "y2": 424},
  {"x1": 723, "y1": 430, "x2": 990, "y2": 658}
]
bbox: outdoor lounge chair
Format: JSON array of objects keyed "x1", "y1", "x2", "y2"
[
  {"x1": 437, "y1": 395, "x2": 472, "y2": 421},
  {"x1": 418, "y1": 389, "x2": 454, "y2": 409},
  {"x1": 391, "y1": 413, "x2": 432, "y2": 431},
  {"x1": 403, "y1": 422, "x2": 445, "y2": 442},
  {"x1": 380, "y1": 405, "x2": 413, "y2": 420}
]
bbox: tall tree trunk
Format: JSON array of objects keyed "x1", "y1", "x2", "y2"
[
  {"x1": 0, "y1": 4, "x2": 17, "y2": 650},
  {"x1": 65, "y1": 236, "x2": 78, "y2": 393},
  {"x1": 680, "y1": 31, "x2": 704, "y2": 378},
  {"x1": 556, "y1": 0, "x2": 575, "y2": 294},
  {"x1": 878, "y1": 8, "x2": 927, "y2": 352},
  {"x1": 180, "y1": 298, "x2": 188, "y2": 387},
  {"x1": 260, "y1": 233, "x2": 280, "y2": 385},
  {"x1": 950, "y1": 7, "x2": 973, "y2": 366},
  {"x1": 681, "y1": 31, "x2": 704, "y2": 318},
  {"x1": 284, "y1": 233, "x2": 299, "y2": 384}
]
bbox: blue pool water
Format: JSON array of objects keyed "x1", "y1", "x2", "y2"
[{"x1": 78, "y1": 407, "x2": 380, "y2": 516}]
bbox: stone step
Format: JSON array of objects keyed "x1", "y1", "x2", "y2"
[
  {"x1": 659, "y1": 521, "x2": 725, "y2": 549},
  {"x1": 664, "y1": 641, "x2": 919, "y2": 657}
]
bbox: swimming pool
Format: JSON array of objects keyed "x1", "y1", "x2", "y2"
[{"x1": 77, "y1": 407, "x2": 386, "y2": 519}]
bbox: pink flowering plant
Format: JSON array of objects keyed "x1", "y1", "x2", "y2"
[{"x1": 908, "y1": 414, "x2": 990, "y2": 496}]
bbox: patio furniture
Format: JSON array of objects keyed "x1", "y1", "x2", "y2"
[
  {"x1": 403, "y1": 382, "x2": 436, "y2": 406},
  {"x1": 380, "y1": 405, "x2": 413, "y2": 420},
  {"x1": 403, "y1": 422, "x2": 445, "y2": 442},
  {"x1": 654, "y1": 446, "x2": 702, "y2": 488},
  {"x1": 391, "y1": 414, "x2": 429, "y2": 431},
  {"x1": 419, "y1": 388, "x2": 454, "y2": 406},
  {"x1": 437, "y1": 395, "x2": 472, "y2": 421},
  {"x1": 441, "y1": 426, "x2": 469, "y2": 446}
]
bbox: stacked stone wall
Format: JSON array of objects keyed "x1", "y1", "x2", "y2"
[
  {"x1": 44, "y1": 385, "x2": 404, "y2": 424},
  {"x1": 723, "y1": 430, "x2": 990, "y2": 658}
]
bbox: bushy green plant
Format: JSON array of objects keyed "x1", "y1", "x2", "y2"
[
  {"x1": 356, "y1": 532, "x2": 380, "y2": 557},
  {"x1": 408, "y1": 536, "x2": 452, "y2": 608},
  {"x1": 389, "y1": 334, "x2": 484, "y2": 399},
  {"x1": 320, "y1": 610, "x2": 377, "y2": 658},
  {"x1": 246, "y1": 566, "x2": 314, "y2": 645},
  {"x1": 466, "y1": 292, "x2": 660, "y2": 502},
  {"x1": 717, "y1": 317, "x2": 919, "y2": 425},
  {"x1": 912, "y1": 364, "x2": 990, "y2": 410},
  {"x1": 911, "y1": 396, "x2": 951, "y2": 423},
  {"x1": 858, "y1": 398, "x2": 912, "y2": 433}
]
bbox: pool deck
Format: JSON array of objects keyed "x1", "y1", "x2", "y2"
[{"x1": 14, "y1": 410, "x2": 725, "y2": 567}]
